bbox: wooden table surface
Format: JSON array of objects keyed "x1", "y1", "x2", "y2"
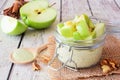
[{"x1": 1, "y1": 0, "x2": 120, "y2": 80}]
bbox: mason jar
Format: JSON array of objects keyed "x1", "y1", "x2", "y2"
[{"x1": 53, "y1": 28, "x2": 106, "y2": 69}]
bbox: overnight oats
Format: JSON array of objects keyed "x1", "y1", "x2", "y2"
[{"x1": 54, "y1": 14, "x2": 106, "y2": 69}]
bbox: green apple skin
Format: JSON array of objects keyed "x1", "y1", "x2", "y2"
[
  {"x1": 0, "y1": 16, "x2": 27, "y2": 35},
  {"x1": 60, "y1": 26, "x2": 74, "y2": 38},
  {"x1": 57, "y1": 23, "x2": 64, "y2": 34},
  {"x1": 84, "y1": 35, "x2": 93, "y2": 43},
  {"x1": 74, "y1": 14, "x2": 95, "y2": 29},
  {"x1": 20, "y1": 0, "x2": 57, "y2": 29},
  {"x1": 8, "y1": 21, "x2": 28, "y2": 35},
  {"x1": 73, "y1": 31, "x2": 83, "y2": 40},
  {"x1": 64, "y1": 21, "x2": 76, "y2": 31},
  {"x1": 57, "y1": 23, "x2": 64, "y2": 29},
  {"x1": 76, "y1": 20, "x2": 90, "y2": 38}
]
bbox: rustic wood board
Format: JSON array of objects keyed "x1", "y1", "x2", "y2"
[
  {"x1": 88, "y1": 0, "x2": 120, "y2": 22},
  {"x1": 9, "y1": 0, "x2": 60, "y2": 80},
  {"x1": 62, "y1": 0, "x2": 91, "y2": 21},
  {"x1": 0, "y1": 0, "x2": 120, "y2": 80},
  {"x1": 115, "y1": 0, "x2": 120, "y2": 9},
  {"x1": 0, "y1": 0, "x2": 22, "y2": 80}
]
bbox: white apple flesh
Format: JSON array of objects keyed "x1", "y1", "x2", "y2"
[
  {"x1": 0, "y1": 16, "x2": 27, "y2": 35},
  {"x1": 94, "y1": 23, "x2": 105, "y2": 37},
  {"x1": 20, "y1": 0, "x2": 57, "y2": 29}
]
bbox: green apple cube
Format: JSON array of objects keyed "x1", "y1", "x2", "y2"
[
  {"x1": 76, "y1": 20, "x2": 90, "y2": 38},
  {"x1": 0, "y1": 16, "x2": 27, "y2": 35},
  {"x1": 20, "y1": 0, "x2": 57, "y2": 29},
  {"x1": 88, "y1": 19, "x2": 95, "y2": 29},
  {"x1": 60, "y1": 26, "x2": 74, "y2": 38},
  {"x1": 73, "y1": 15, "x2": 80, "y2": 23},
  {"x1": 57, "y1": 23, "x2": 64, "y2": 34},
  {"x1": 73, "y1": 31, "x2": 83, "y2": 40},
  {"x1": 79, "y1": 14, "x2": 88, "y2": 22},
  {"x1": 91, "y1": 30, "x2": 96, "y2": 38},
  {"x1": 57, "y1": 23, "x2": 64, "y2": 29},
  {"x1": 94, "y1": 23, "x2": 105, "y2": 37},
  {"x1": 84, "y1": 35, "x2": 93, "y2": 43},
  {"x1": 64, "y1": 21, "x2": 76, "y2": 31},
  {"x1": 80, "y1": 14, "x2": 95, "y2": 29}
]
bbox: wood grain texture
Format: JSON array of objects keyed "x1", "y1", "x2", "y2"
[
  {"x1": 9, "y1": 0, "x2": 60, "y2": 80},
  {"x1": 0, "y1": 0, "x2": 8, "y2": 12},
  {"x1": 62, "y1": 0, "x2": 91, "y2": 21},
  {"x1": 88, "y1": 0, "x2": 120, "y2": 23},
  {"x1": 115, "y1": 0, "x2": 120, "y2": 9},
  {"x1": 0, "y1": 0, "x2": 22, "y2": 80},
  {"x1": 1, "y1": 0, "x2": 120, "y2": 80}
]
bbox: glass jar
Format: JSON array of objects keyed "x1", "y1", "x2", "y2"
[
  {"x1": 54, "y1": 30, "x2": 106, "y2": 69},
  {"x1": 48, "y1": 18, "x2": 120, "y2": 71}
]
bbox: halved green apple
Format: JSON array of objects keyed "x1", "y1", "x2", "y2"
[
  {"x1": 0, "y1": 16, "x2": 27, "y2": 35},
  {"x1": 80, "y1": 14, "x2": 95, "y2": 28},
  {"x1": 20, "y1": 0, "x2": 57, "y2": 29}
]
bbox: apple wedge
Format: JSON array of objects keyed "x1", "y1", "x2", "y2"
[
  {"x1": 0, "y1": 16, "x2": 27, "y2": 35},
  {"x1": 60, "y1": 26, "x2": 74, "y2": 38},
  {"x1": 73, "y1": 31, "x2": 83, "y2": 40},
  {"x1": 20, "y1": 0, "x2": 57, "y2": 29},
  {"x1": 79, "y1": 14, "x2": 95, "y2": 30},
  {"x1": 76, "y1": 20, "x2": 90, "y2": 38},
  {"x1": 73, "y1": 14, "x2": 95, "y2": 30},
  {"x1": 64, "y1": 21, "x2": 76, "y2": 31},
  {"x1": 94, "y1": 23, "x2": 105, "y2": 37}
]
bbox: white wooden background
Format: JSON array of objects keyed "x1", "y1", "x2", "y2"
[{"x1": 0, "y1": 0, "x2": 120, "y2": 80}]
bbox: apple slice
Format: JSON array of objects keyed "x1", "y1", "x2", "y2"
[
  {"x1": 73, "y1": 15, "x2": 80, "y2": 23},
  {"x1": 73, "y1": 14, "x2": 95, "y2": 30},
  {"x1": 73, "y1": 31, "x2": 83, "y2": 40},
  {"x1": 20, "y1": 0, "x2": 57, "y2": 29},
  {"x1": 94, "y1": 23, "x2": 105, "y2": 37},
  {"x1": 84, "y1": 35, "x2": 93, "y2": 43},
  {"x1": 57, "y1": 23, "x2": 64, "y2": 34},
  {"x1": 0, "y1": 16, "x2": 27, "y2": 35},
  {"x1": 64, "y1": 21, "x2": 76, "y2": 31},
  {"x1": 60, "y1": 26, "x2": 74, "y2": 38},
  {"x1": 76, "y1": 20, "x2": 90, "y2": 38},
  {"x1": 80, "y1": 14, "x2": 95, "y2": 30}
]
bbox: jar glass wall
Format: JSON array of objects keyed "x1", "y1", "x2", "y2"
[{"x1": 55, "y1": 30, "x2": 106, "y2": 68}]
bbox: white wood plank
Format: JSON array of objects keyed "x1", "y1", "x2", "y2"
[
  {"x1": 88, "y1": 0, "x2": 120, "y2": 23},
  {"x1": 9, "y1": 0, "x2": 60, "y2": 80},
  {"x1": 0, "y1": 0, "x2": 23, "y2": 80},
  {"x1": 115, "y1": 0, "x2": 120, "y2": 8},
  {"x1": 88, "y1": 0, "x2": 120, "y2": 79},
  {"x1": 62, "y1": 0, "x2": 91, "y2": 21},
  {"x1": 0, "y1": 0, "x2": 14, "y2": 13},
  {"x1": 0, "y1": 0, "x2": 7, "y2": 11}
]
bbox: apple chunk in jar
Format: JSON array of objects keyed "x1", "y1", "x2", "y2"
[{"x1": 55, "y1": 14, "x2": 106, "y2": 68}]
